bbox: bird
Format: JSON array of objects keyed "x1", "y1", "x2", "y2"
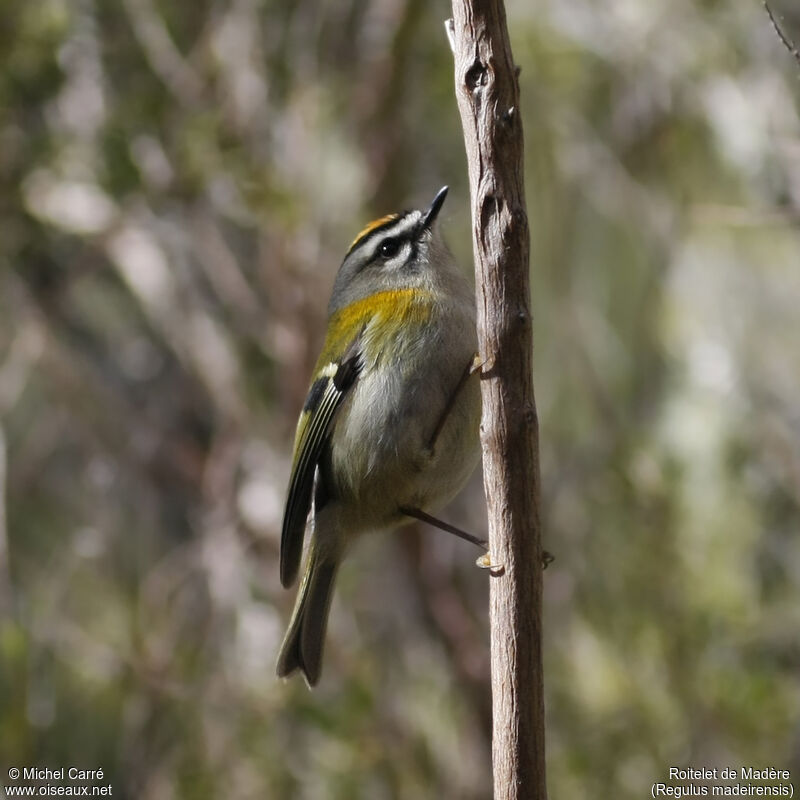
[{"x1": 276, "y1": 186, "x2": 481, "y2": 686}]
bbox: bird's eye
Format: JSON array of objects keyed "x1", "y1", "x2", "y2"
[{"x1": 378, "y1": 238, "x2": 400, "y2": 259}]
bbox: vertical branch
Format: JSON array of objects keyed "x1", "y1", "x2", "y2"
[{"x1": 448, "y1": 2, "x2": 546, "y2": 799}]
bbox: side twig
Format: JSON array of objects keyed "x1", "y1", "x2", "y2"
[{"x1": 764, "y1": 1, "x2": 800, "y2": 66}]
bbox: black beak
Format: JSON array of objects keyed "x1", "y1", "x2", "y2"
[{"x1": 421, "y1": 186, "x2": 448, "y2": 230}]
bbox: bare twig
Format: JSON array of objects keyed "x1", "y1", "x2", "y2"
[
  {"x1": 449, "y1": 2, "x2": 546, "y2": 798},
  {"x1": 764, "y1": 1, "x2": 800, "y2": 66}
]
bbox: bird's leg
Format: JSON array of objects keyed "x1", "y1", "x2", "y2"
[
  {"x1": 399, "y1": 506, "x2": 487, "y2": 549},
  {"x1": 427, "y1": 352, "x2": 482, "y2": 455},
  {"x1": 401, "y1": 506, "x2": 555, "y2": 571}
]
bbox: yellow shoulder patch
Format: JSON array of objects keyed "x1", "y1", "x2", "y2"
[
  {"x1": 317, "y1": 288, "x2": 434, "y2": 370},
  {"x1": 348, "y1": 214, "x2": 400, "y2": 252}
]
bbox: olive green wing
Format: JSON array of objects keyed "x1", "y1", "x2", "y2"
[{"x1": 280, "y1": 338, "x2": 362, "y2": 588}]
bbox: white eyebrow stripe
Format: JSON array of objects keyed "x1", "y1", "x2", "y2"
[{"x1": 362, "y1": 214, "x2": 420, "y2": 260}]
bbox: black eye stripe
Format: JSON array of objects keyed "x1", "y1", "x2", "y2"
[
  {"x1": 347, "y1": 213, "x2": 420, "y2": 258},
  {"x1": 346, "y1": 212, "x2": 416, "y2": 256}
]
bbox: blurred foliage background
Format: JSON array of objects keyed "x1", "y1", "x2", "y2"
[{"x1": 1, "y1": 0, "x2": 799, "y2": 797}]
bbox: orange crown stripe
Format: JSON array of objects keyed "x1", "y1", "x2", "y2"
[{"x1": 348, "y1": 213, "x2": 400, "y2": 252}]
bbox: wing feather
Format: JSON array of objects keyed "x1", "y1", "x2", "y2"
[{"x1": 279, "y1": 339, "x2": 361, "y2": 587}]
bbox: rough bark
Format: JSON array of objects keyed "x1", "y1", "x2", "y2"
[{"x1": 448, "y1": 2, "x2": 546, "y2": 798}]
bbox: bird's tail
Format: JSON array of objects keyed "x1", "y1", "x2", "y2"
[{"x1": 276, "y1": 539, "x2": 339, "y2": 687}]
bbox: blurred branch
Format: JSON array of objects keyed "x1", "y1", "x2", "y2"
[
  {"x1": 399, "y1": 533, "x2": 492, "y2": 735},
  {"x1": 0, "y1": 318, "x2": 46, "y2": 415},
  {"x1": 0, "y1": 424, "x2": 9, "y2": 614},
  {"x1": 12, "y1": 269, "x2": 209, "y2": 510},
  {"x1": 764, "y1": 2, "x2": 800, "y2": 66},
  {"x1": 449, "y1": 2, "x2": 546, "y2": 798},
  {"x1": 0, "y1": 311, "x2": 47, "y2": 615},
  {"x1": 691, "y1": 203, "x2": 800, "y2": 226},
  {"x1": 190, "y1": 210, "x2": 264, "y2": 332},
  {"x1": 359, "y1": 0, "x2": 426, "y2": 207},
  {"x1": 122, "y1": 0, "x2": 204, "y2": 105}
]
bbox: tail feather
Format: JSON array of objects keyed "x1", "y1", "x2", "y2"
[{"x1": 276, "y1": 542, "x2": 338, "y2": 687}]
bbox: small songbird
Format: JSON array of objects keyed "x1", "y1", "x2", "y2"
[{"x1": 276, "y1": 187, "x2": 481, "y2": 686}]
